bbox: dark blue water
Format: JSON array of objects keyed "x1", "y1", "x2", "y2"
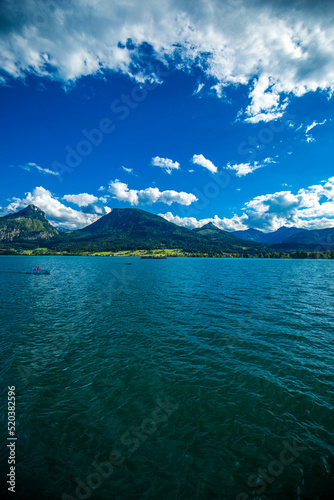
[{"x1": 0, "y1": 256, "x2": 333, "y2": 499}]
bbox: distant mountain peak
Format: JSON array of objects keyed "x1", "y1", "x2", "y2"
[
  {"x1": 4, "y1": 204, "x2": 46, "y2": 220},
  {"x1": 246, "y1": 228, "x2": 264, "y2": 235},
  {"x1": 79, "y1": 206, "x2": 180, "y2": 234},
  {"x1": 0, "y1": 204, "x2": 59, "y2": 241},
  {"x1": 200, "y1": 222, "x2": 220, "y2": 230},
  {"x1": 274, "y1": 225, "x2": 297, "y2": 233},
  {"x1": 232, "y1": 228, "x2": 265, "y2": 239},
  {"x1": 21, "y1": 204, "x2": 44, "y2": 214},
  {"x1": 232, "y1": 226, "x2": 304, "y2": 244}
]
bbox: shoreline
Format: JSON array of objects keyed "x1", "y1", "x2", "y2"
[{"x1": 0, "y1": 252, "x2": 333, "y2": 260}]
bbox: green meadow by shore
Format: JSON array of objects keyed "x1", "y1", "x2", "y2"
[{"x1": 2, "y1": 247, "x2": 334, "y2": 259}]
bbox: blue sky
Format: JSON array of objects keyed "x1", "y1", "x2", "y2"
[{"x1": 1, "y1": 0, "x2": 334, "y2": 232}]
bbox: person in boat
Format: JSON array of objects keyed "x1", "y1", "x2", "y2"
[{"x1": 34, "y1": 266, "x2": 41, "y2": 271}]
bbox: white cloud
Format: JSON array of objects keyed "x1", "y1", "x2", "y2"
[
  {"x1": 122, "y1": 166, "x2": 133, "y2": 173},
  {"x1": 4, "y1": 186, "x2": 100, "y2": 229},
  {"x1": 305, "y1": 119, "x2": 327, "y2": 134},
  {"x1": 226, "y1": 157, "x2": 275, "y2": 177},
  {"x1": 263, "y1": 157, "x2": 276, "y2": 164},
  {"x1": 243, "y1": 176, "x2": 334, "y2": 230},
  {"x1": 161, "y1": 175, "x2": 334, "y2": 232},
  {"x1": 305, "y1": 119, "x2": 327, "y2": 142},
  {"x1": 210, "y1": 83, "x2": 225, "y2": 99},
  {"x1": 159, "y1": 212, "x2": 248, "y2": 231},
  {"x1": 62, "y1": 193, "x2": 99, "y2": 207},
  {"x1": 13, "y1": 162, "x2": 60, "y2": 176},
  {"x1": 193, "y1": 82, "x2": 204, "y2": 95},
  {"x1": 192, "y1": 154, "x2": 218, "y2": 174},
  {"x1": 2, "y1": 1, "x2": 333, "y2": 121},
  {"x1": 34, "y1": 165, "x2": 60, "y2": 176},
  {"x1": 244, "y1": 76, "x2": 288, "y2": 123},
  {"x1": 226, "y1": 162, "x2": 262, "y2": 177},
  {"x1": 244, "y1": 191, "x2": 300, "y2": 230},
  {"x1": 107, "y1": 180, "x2": 139, "y2": 205},
  {"x1": 108, "y1": 179, "x2": 197, "y2": 206},
  {"x1": 4, "y1": 177, "x2": 334, "y2": 233},
  {"x1": 151, "y1": 156, "x2": 180, "y2": 174}
]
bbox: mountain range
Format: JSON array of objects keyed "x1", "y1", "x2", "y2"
[
  {"x1": 57, "y1": 208, "x2": 263, "y2": 254},
  {"x1": 232, "y1": 226, "x2": 308, "y2": 244},
  {"x1": 1, "y1": 204, "x2": 334, "y2": 254}
]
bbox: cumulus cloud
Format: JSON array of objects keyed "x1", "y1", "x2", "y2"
[
  {"x1": 192, "y1": 154, "x2": 218, "y2": 174},
  {"x1": 226, "y1": 157, "x2": 275, "y2": 177},
  {"x1": 161, "y1": 175, "x2": 334, "y2": 232},
  {"x1": 244, "y1": 176, "x2": 334, "y2": 230},
  {"x1": 107, "y1": 180, "x2": 139, "y2": 205},
  {"x1": 244, "y1": 191, "x2": 300, "y2": 230},
  {"x1": 151, "y1": 156, "x2": 180, "y2": 174},
  {"x1": 3, "y1": 186, "x2": 100, "y2": 229},
  {"x1": 12, "y1": 162, "x2": 60, "y2": 176},
  {"x1": 4, "y1": 177, "x2": 334, "y2": 233},
  {"x1": 226, "y1": 162, "x2": 263, "y2": 177},
  {"x1": 62, "y1": 193, "x2": 99, "y2": 207},
  {"x1": 159, "y1": 212, "x2": 248, "y2": 231},
  {"x1": 108, "y1": 179, "x2": 197, "y2": 206},
  {"x1": 244, "y1": 76, "x2": 288, "y2": 123},
  {"x1": 2, "y1": 1, "x2": 334, "y2": 121}
]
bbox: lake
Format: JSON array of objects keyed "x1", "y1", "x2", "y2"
[{"x1": 0, "y1": 256, "x2": 333, "y2": 499}]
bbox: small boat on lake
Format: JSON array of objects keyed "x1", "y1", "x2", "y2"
[
  {"x1": 24, "y1": 269, "x2": 50, "y2": 275},
  {"x1": 125, "y1": 262, "x2": 132, "y2": 265}
]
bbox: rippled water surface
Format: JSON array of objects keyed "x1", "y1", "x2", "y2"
[{"x1": 0, "y1": 256, "x2": 334, "y2": 499}]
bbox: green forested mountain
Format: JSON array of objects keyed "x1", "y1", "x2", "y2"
[
  {"x1": 261, "y1": 227, "x2": 308, "y2": 245},
  {"x1": 192, "y1": 222, "x2": 222, "y2": 236},
  {"x1": 0, "y1": 204, "x2": 59, "y2": 241},
  {"x1": 272, "y1": 227, "x2": 334, "y2": 251},
  {"x1": 192, "y1": 222, "x2": 264, "y2": 250},
  {"x1": 50, "y1": 208, "x2": 263, "y2": 254},
  {"x1": 232, "y1": 228, "x2": 265, "y2": 242},
  {"x1": 281, "y1": 227, "x2": 334, "y2": 246},
  {"x1": 232, "y1": 226, "x2": 307, "y2": 244}
]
